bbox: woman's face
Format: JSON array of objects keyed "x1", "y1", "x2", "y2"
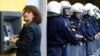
[{"x1": 23, "y1": 11, "x2": 35, "y2": 22}]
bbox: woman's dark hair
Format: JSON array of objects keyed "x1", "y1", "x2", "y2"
[{"x1": 23, "y1": 5, "x2": 42, "y2": 24}]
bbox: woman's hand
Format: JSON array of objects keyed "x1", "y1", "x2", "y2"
[{"x1": 10, "y1": 35, "x2": 19, "y2": 44}]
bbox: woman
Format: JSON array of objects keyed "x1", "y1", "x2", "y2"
[{"x1": 10, "y1": 5, "x2": 42, "y2": 56}]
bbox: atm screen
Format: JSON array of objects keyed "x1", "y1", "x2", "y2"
[{"x1": 4, "y1": 21, "x2": 14, "y2": 37}]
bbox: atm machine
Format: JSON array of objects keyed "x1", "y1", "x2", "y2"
[{"x1": 0, "y1": 11, "x2": 22, "y2": 54}]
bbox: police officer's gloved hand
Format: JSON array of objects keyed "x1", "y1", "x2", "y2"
[
  {"x1": 86, "y1": 36, "x2": 95, "y2": 41},
  {"x1": 81, "y1": 38, "x2": 86, "y2": 42},
  {"x1": 94, "y1": 34, "x2": 100, "y2": 40},
  {"x1": 75, "y1": 34, "x2": 87, "y2": 42},
  {"x1": 79, "y1": 41, "x2": 83, "y2": 46},
  {"x1": 97, "y1": 32, "x2": 100, "y2": 36},
  {"x1": 75, "y1": 34, "x2": 84, "y2": 40}
]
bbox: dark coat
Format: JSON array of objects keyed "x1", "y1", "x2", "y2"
[
  {"x1": 69, "y1": 15, "x2": 86, "y2": 42},
  {"x1": 88, "y1": 16, "x2": 100, "y2": 33},
  {"x1": 16, "y1": 22, "x2": 41, "y2": 56},
  {"x1": 70, "y1": 15, "x2": 84, "y2": 36},
  {"x1": 83, "y1": 15, "x2": 96, "y2": 41},
  {"x1": 47, "y1": 12, "x2": 79, "y2": 47}
]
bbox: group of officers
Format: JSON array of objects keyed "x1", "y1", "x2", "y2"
[{"x1": 47, "y1": 1, "x2": 100, "y2": 56}]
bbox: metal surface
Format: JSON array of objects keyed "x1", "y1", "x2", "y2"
[{"x1": 0, "y1": 11, "x2": 22, "y2": 54}]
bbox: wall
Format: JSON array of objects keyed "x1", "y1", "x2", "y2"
[{"x1": 0, "y1": 0, "x2": 26, "y2": 11}]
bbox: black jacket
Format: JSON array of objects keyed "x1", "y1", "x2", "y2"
[{"x1": 16, "y1": 22, "x2": 41, "y2": 56}]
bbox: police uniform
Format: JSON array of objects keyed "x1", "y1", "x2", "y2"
[
  {"x1": 47, "y1": 12, "x2": 78, "y2": 56},
  {"x1": 83, "y1": 15, "x2": 96, "y2": 41}
]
